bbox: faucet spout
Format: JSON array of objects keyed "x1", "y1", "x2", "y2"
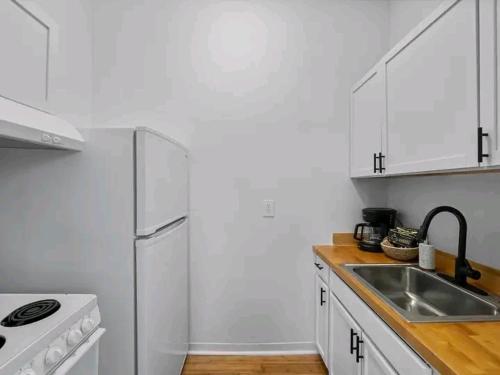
[
  {"x1": 418, "y1": 206, "x2": 467, "y2": 262},
  {"x1": 417, "y1": 206, "x2": 485, "y2": 295}
]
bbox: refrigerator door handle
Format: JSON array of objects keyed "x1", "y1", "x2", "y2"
[{"x1": 136, "y1": 217, "x2": 188, "y2": 245}]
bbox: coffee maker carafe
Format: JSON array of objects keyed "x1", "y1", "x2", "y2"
[{"x1": 354, "y1": 208, "x2": 397, "y2": 252}]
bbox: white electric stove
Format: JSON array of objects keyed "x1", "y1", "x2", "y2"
[{"x1": 0, "y1": 294, "x2": 104, "y2": 375}]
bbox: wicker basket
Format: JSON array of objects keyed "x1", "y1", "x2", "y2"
[
  {"x1": 381, "y1": 237, "x2": 418, "y2": 261},
  {"x1": 388, "y1": 227, "x2": 419, "y2": 248}
]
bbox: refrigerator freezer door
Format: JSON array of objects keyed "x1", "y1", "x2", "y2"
[
  {"x1": 136, "y1": 219, "x2": 188, "y2": 375},
  {"x1": 136, "y1": 128, "x2": 188, "y2": 236}
]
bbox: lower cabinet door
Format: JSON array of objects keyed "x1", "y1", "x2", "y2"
[
  {"x1": 329, "y1": 293, "x2": 361, "y2": 375},
  {"x1": 361, "y1": 334, "x2": 397, "y2": 375},
  {"x1": 315, "y1": 275, "x2": 329, "y2": 366}
]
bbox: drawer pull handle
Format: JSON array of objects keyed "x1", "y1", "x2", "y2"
[
  {"x1": 314, "y1": 262, "x2": 324, "y2": 270},
  {"x1": 320, "y1": 287, "x2": 326, "y2": 306},
  {"x1": 355, "y1": 335, "x2": 364, "y2": 363},
  {"x1": 378, "y1": 152, "x2": 386, "y2": 172},
  {"x1": 350, "y1": 328, "x2": 357, "y2": 354},
  {"x1": 478, "y1": 126, "x2": 489, "y2": 163}
]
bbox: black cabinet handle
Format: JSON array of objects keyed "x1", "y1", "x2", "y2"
[
  {"x1": 378, "y1": 152, "x2": 386, "y2": 172},
  {"x1": 478, "y1": 126, "x2": 489, "y2": 163},
  {"x1": 350, "y1": 328, "x2": 357, "y2": 354},
  {"x1": 355, "y1": 335, "x2": 364, "y2": 363},
  {"x1": 320, "y1": 287, "x2": 326, "y2": 306},
  {"x1": 373, "y1": 152, "x2": 385, "y2": 174},
  {"x1": 314, "y1": 262, "x2": 324, "y2": 270}
]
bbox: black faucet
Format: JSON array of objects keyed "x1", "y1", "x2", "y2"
[{"x1": 417, "y1": 206, "x2": 487, "y2": 295}]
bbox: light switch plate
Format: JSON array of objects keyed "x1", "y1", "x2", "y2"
[{"x1": 263, "y1": 200, "x2": 275, "y2": 217}]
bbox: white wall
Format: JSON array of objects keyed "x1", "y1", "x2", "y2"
[
  {"x1": 387, "y1": 174, "x2": 500, "y2": 269},
  {"x1": 388, "y1": 0, "x2": 444, "y2": 47},
  {"x1": 92, "y1": 0, "x2": 192, "y2": 145},
  {"x1": 92, "y1": 0, "x2": 390, "y2": 350},
  {"x1": 28, "y1": 0, "x2": 93, "y2": 128}
]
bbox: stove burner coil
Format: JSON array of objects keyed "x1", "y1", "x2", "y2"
[
  {"x1": 0, "y1": 336, "x2": 5, "y2": 349},
  {"x1": 1, "y1": 299, "x2": 61, "y2": 327}
]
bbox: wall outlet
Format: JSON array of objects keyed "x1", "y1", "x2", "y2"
[{"x1": 263, "y1": 200, "x2": 275, "y2": 217}]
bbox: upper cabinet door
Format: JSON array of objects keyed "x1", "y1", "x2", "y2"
[
  {"x1": 350, "y1": 65, "x2": 385, "y2": 177},
  {"x1": 385, "y1": 0, "x2": 479, "y2": 174},
  {"x1": 479, "y1": 0, "x2": 500, "y2": 166},
  {"x1": 0, "y1": 0, "x2": 56, "y2": 111}
]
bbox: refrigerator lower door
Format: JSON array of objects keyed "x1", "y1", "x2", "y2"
[
  {"x1": 136, "y1": 219, "x2": 188, "y2": 375},
  {"x1": 135, "y1": 127, "x2": 189, "y2": 236}
]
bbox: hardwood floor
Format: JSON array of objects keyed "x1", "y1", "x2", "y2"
[{"x1": 181, "y1": 355, "x2": 328, "y2": 374}]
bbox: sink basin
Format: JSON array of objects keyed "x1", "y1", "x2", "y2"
[{"x1": 342, "y1": 264, "x2": 500, "y2": 322}]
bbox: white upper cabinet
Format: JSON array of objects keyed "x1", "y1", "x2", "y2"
[
  {"x1": 384, "y1": 0, "x2": 478, "y2": 174},
  {"x1": 350, "y1": 65, "x2": 386, "y2": 177},
  {"x1": 479, "y1": 0, "x2": 500, "y2": 166},
  {"x1": 0, "y1": 0, "x2": 56, "y2": 111},
  {"x1": 350, "y1": 0, "x2": 486, "y2": 177}
]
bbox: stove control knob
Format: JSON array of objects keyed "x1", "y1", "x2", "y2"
[
  {"x1": 67, "y1": 328, "x2": 83, "y2": 346},
  {"x1": 45, "y1": 346, "x2": 64, "y2": 366},
  {"x1": 19, "y1": 370, "x2": 36, "y2": 375},
  {"x1": 81, "y1": 317, "x2": 95, "y2": 334}
]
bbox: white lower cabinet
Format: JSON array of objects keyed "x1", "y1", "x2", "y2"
[
  {"x1": 329, "y1": 292, "x2": 361, "y2": 375},
  {"x1": 315, "y1": 274, "x2": 329, "y2": 366},
  {"x1": 317, "y1": 269, "x2": 432, "y2": 375},
  {"x1": 329, "y1": 293, "x2": 396, "y2": 375},
  {"x1": 361, "y1": 335, "x2": 397, "y2": 375}
]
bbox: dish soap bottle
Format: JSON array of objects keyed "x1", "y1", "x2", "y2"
[{"x1": 419, "y1": 239, "x2": 435, "y2": 271}]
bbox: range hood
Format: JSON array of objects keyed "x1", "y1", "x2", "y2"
[{"x1": 0, "y1": 97, "x2": 85, "y2": 151}]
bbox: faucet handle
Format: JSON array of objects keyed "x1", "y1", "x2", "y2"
[
  {"x1": 464, "y1": 259, "x2": 481, "y2": 280},
  {"x1": 468, "y1": 268, "x2": 481, "y2": 280}
]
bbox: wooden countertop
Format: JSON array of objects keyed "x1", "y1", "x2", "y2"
[{"x1": 314, "y1": 234, "x2": 500, "y2": 375}]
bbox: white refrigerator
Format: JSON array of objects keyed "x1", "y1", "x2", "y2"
[{"x1": 0, "y1": 127, "x2": 189, "y2": 375}]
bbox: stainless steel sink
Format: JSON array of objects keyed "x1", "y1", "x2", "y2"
[{"x1": 342, "y1": 264, "x2": 500, "y2": 322}]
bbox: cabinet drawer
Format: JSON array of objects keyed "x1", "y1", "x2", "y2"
[
  {"x1": 330, "y1": 271, "x2": 431, "y2": 375},
  {"x1": 313, "y1": 255, "x2": 329, "y2": 283}
]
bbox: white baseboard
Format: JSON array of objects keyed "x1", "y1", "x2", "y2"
[{"x1": 188, "y1": 342, "x2": 317, "y2": 356}]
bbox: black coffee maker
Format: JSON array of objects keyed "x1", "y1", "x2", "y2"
[{"x1": 354, "y1": 208, "x2": 397, "y2": 252}]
